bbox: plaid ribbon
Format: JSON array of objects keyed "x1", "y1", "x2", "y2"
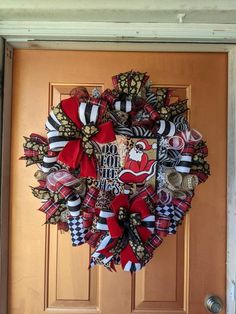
[
  {"x1": 39, "y1": 200, "x2": 60, "y2": 220},
  {"x1": 145, "y1": 234, "x2": 163, "y2": 255},
  {"x1": 101, "y1": 89, "x2": 117, "y2": 105},
  {"x1": 46, "y1": 170, "x2": 80, "y2": 201},
  {"x1": 82, "y1": 186, "x2": 99, "y2": 211},
  {"x1": 138, "y1": 184, "x2": 159, "y2": 206},
  {"x1": 85, "y1": 230, "x2": 103, "y2": 248},
  {"x1": 144, "y1": 103, "x2": 160, "y2": 121},
  {"x1": 155, "y1": 216, "x2": 170, "y2": 237}
]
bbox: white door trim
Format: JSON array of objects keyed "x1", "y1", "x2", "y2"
[
  {"x1": 2, "y1": 21, "x2": 236, "y2": 43},
  {"x1": 1, "y1": 38, "x2": 235, "y2": 314},
  {"x1": 227, "y1": 46, "x2": 236, "y2": 314}
]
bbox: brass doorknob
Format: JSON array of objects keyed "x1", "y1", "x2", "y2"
[{"x1": 204, "y1": 295, "x2": 223, "y2": 313}]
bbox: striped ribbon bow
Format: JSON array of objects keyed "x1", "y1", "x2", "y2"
[
  {"x1": 92, "y1": 194, "x2": 155, "y2": 272},
  {"x1": 46, "y1": 96, "x2": 116, "y2": 178}
]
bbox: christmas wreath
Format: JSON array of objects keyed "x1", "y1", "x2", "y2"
[{"x1": 21, "y1": 70, "x2": 210, "y2": 272}]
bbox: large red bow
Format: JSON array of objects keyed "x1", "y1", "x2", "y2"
[
  {"x1": 98, "y1": 194, "x2": 155, "y2": 270},
  {"x1": 57, "y1": 97, "x2": 116, "y2": 178}
]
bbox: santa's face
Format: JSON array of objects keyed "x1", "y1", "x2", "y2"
[{"x1": 128, "y1": 145, "x2": 144, "y2": 161}]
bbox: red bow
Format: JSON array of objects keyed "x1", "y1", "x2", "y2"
[
  {"x1": 57, "y1": 97, "x2": 116, "y2": 178},
  {"x1": 98, "y1": 194, "x2": 154, "y2": 270}
]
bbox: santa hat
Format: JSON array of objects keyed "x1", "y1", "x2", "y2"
[{"x1": 135, "y1": 139, "x2": 157, "y2": 150}]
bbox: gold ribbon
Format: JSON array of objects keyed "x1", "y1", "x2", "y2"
[{"x1": 81, "y1": 124, "x2": 99, "y2": 157}]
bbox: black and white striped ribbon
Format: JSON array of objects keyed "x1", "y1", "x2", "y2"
[
  {"x1": 91, "y1": 235, "x2": 114, "y2": 265},
  {"x1": 172, "y1": 115, "x2": 189, "y2": 131},
  {"x1": 79, "y1": 102, "x2": 99, "y2": 125},
  {"x1": 97, "y1": 209, "x2": 114, "y2": 231},
  {"x1": 132, "y1": 126, "x2": 154, "y2": 137},
  {"x1": 141, "y1": 216, "x2": 155, "y2": 233},
  {"x1": 67, "y1": 194, "x2": 82, "y2": 217},
  {"x1": 45, "y1": 109, "x2": 61, "y2": 132},
  {"x1": 115, "y1": 125, "x2": 134, "y2": 137},
  {"x1": 124, "y1": 261, "x2": 142, "y2": 272},
  {"x1": 158, "y1": 143, "x2": 181, "y2": 167},
  {"x1": 146, "y1": 89, "x2": 157, "y2": 107},
  {"x1": 156, "y1": 120, "x2": 176, "y2": 137},
  {"x1": 175, "y1": 155, "x2": 192, "y2": 173},
  {"x1": 46, "y1": 108, "x2": 69, "y2": 151},
  {"x1": 48, "y1": 163, "x2": 62, "y2": 173},
  {"x1": 47, "y1": 130, "x2": 69, "y2": 151},
  {"x1": 114, "y1": 99, "x2": 132, "y2": 112},
  {"x1": 41, "y1": 155, "x2": 58, "y2": 173}
]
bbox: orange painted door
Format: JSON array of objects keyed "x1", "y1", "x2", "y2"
[{"x1": 9, "y1": 50, "x2": 227, "y2": 314}]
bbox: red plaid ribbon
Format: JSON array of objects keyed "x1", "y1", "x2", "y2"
[
  {"x1": 81, "y1": 187, "x2": 99, "y2": 229},
  {"x1": 52, "y1": 182, "x2": 73, "y2": 199},
  {"x1": 30, "y1": 133, "x2": 48, "y2": 145},
  {"x1": 172, "y1": 196, "x2": 192, "y2": 213},
  {"x1": 39, "y1": 200, "x2": 59, "y2": 220},
  {"x1": 138, "y1": 185, "x2": 159, "y2": 205},
  {"x1": 182, "y1": 142, "x2": 195, "y2": 156},
  {"x1": 83, "y1": 211, "x2": 94, "y2": 228},
  {"x1": 144, "y1": 103, "x2": 160, "y2": 121},
  {"x1": 145, "y1": 234, "x2": 163, "y2": 254},
  {"x1": 191, "y1": 171, "x2": 208, "y2": 183},
  {"x1": 101, "y1": 89, "x2": 117, "y2": 105},
  {"x1": 85, "y1": 231, "x2": 103, "y2": 248},
  {"x1": 156, "y1": 216, "x2": 170, "y2": 237},
  {"x1": 82, "y1": 187, "x2": 99, "y2": 211}
]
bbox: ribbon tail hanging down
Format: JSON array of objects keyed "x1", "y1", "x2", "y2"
[{"x1": 57, "y1": 138, "x2": 83, "y2": 169}]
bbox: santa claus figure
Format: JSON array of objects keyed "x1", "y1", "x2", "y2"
[{"x1": 118, "y1": 139, "x2": 157, "y2": 184}]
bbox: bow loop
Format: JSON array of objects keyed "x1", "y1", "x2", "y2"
[{"x1": 111, "y1": 194, "x2": 129, "y2": 214}]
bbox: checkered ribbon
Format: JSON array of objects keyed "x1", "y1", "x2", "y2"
[
  {"x1": 67, "y1": 187, "x2": 100, "y2": 247},
  {"x1": 68, "y1": 216, "x2": 87, "y2": 246},
  {"x1": 155, "y1": 195, "x2": 192, "y2": 235}
]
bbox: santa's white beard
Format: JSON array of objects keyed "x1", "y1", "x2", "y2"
[{"x1": 129, "y1": 148, "x2": 143, "y2": 161}]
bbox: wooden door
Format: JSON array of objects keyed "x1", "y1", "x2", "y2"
[{"x1": 9, "y1": 50, "x2": 227, "y2": 314}]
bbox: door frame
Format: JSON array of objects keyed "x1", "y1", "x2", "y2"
[{"x1": 1, "y1": 39, "x2": 236, "y2": 314}]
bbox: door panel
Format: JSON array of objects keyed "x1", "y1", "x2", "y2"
[{"x1": 9, "y1": 51, "x2": 227, "y2": 314}]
